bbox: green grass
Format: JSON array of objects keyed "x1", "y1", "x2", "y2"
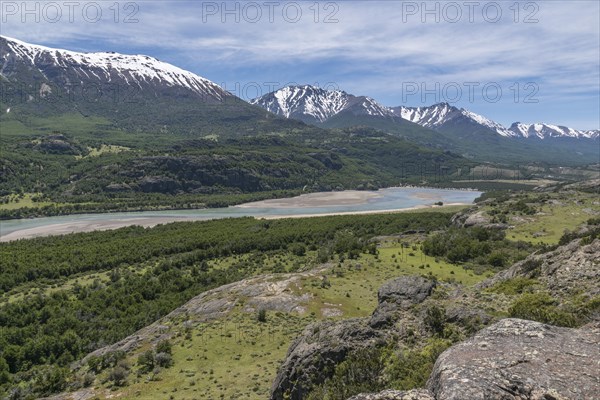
[
  {"x1": 0, "y1": 193, "x2": 58, "y2": 210},
  {"x1": 100, "y1": 311, "x2": 313, "y2": 400},
  {"x1": 82, "y1": 233, "x2": 490, "y2": 400},
  {"x1": 502, "y1": 193, "x2": 598, "y2": 245},
  {"x1": 75, "y1": 144, "x2": 131, "y2": 159}
]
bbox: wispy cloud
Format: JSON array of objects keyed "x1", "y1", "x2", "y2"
[{"x1": 1, "y1": 0, "x2": 598, "y2": 128}]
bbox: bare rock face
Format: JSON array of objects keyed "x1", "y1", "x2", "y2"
[
  {"x1": 451, "y1": 208, "x2": 507, "y2": 229},
  {"x1": 271, "y1": 276, "x2": 437, "y2": 400},
  {"x1": 427, "y1": 318, "x2": 600, "y2": 400},
  {"x1": 270, "y1": 319, "x2": 386, "y2": 400},
  {"x1": 370, "y1": 276, "x2": 436, "y2": 328},
  {"x1": 481, "y1": 238, "x2": 600, "y2": 297},
  {"x1": 377, "y1": 276, "x2": 437, "y2": 307},
  {"x1": 347, "y1": 389, "x2": 435, "y2": 400}
]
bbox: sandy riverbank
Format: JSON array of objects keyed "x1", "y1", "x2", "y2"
[
  {"x1": 260, "y1": 202, "x2": 468, "y2": 219},
  {"x1": 0, "y1": 217, "x2": 201, "y2": 242},
  {"x1": 234, "y1": 190, "x2": 383, "y2": 208}
]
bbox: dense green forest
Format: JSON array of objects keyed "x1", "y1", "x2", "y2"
[{"x1": 0, "y1": 212, "x2": 452, "y2": 397}]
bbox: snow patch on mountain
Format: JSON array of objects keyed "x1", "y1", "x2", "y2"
[
  {"x1": 1, "y1": 35, "x2": 227, "y2": 99},
  {"x1": 508, "y1": 122, "x2": 599, "y2": 140},
  {"x1": 394, "y1": 103, "x2": 517, "y2": 137},
  {"x1": 251, "y1": 85, "x2": 393, "y2": 123}
]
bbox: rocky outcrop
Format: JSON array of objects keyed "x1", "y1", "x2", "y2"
[
  {"x1": 270, "y1": 318, "x2": 386, "y2": 400},
  {"x1": 481, "y1": 238, "x2": 600, "y2": 297},
  {"x1": 79, "y1": 268, "x2": 327, "y2": 366},
  {"x1": 370, "y1": 276, "x2": 436, "y2": 328},
  {"x1": 463, "y1": 211, "x2": 491, "y2": 227},
  {"x1": 138, "y1": 175, "x2": 181, "y2": 193},
  {"x1": 349, "y1": 319, "x2": 600, "y2": 400},
  {"x1": 271, "y1": 276, "x2": 437, "y2": 399},
  {"x1": 348, "y1": 389, "x2": 435, "y2": 400},
  {"x1": 451, "y1": 208, "x2": 507, "y2": 229},
  {"x1": 428, "y1": 318, "x2": 600, "y2": 400}
]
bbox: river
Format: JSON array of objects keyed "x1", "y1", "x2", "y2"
[{"x1": 0, "y1": 187, "x2": 481, "y2": 242}]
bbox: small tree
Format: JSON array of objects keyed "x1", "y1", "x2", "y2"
[
  {"x1": 156, "y1": 340, "x2": 172, "y2": 355},
  {"x1": 137, "y1": 350, "x2": 155, "y2": 373},
  {"x1": 424, "y1": 305, "x2": 446, "y2": 335},
  {"x1": 154, "y1": 352, "x2": 173, "y2": 368},
  {"x1": 108, "y1": 366, "x2": 128, "y2": 387},
  {"x1": 257, "y1": 308, "x2": 267, "y2": 323}
]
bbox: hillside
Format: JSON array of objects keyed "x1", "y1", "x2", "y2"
[{"x1": 0, "y1": 36, "x2": 301, "y2": 136}]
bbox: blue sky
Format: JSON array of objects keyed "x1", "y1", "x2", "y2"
[{"x1": 1, "y1": 0, "x2": 599, "y2": 129}]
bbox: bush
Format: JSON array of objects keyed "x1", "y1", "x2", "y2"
[
  {"x1": 108, "y1": 366, "x2": 128, "y2": 387},
  {"x1": 489, "y1": 277, "x2": 538, "y2": 295},
  {"x1": 83, "y1": 372, "x2": 95, "y2": 387},
  {"x1": 387, "y1": 338, "x2": 452, "y2": 390},
  {"x1": 289, "y1": 243, "x2": 306, "y2": 257},
  {"x1": 137, "y1": 350, "x2": 155, "y2": 373},
  {"x1": 154, "y1": 352, "x2": 173, "y2": 368},
  {"x1": 508, "y1": 292, "x2": 577, "y2": 327},
  {"x1": 488, "y1": 251, "x2": 507, "y2": 268},
  {"x1": 156, "y1": 340, "x2": 172, "y2": 355},
  {"x1": 256, "y1": 308, "x2": 267, "y2": 323},
  {"x1": 424, "y1": 305, "x2": 446, "y2": 335},
  {"x1": 306, "y1": 347, "x2": 385, "y2": 400}
]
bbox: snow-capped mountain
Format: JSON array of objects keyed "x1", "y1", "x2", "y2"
[
  {"x1": 250, "y1": 85, "x2": 394, "y2": 124},
  {"x1": 393, "y1": 102, "x2": 599, "y2": 140},
  {"x1": 0, "y1": 36, "x2": 229, "y2": 101},
  {"x1": 0, "y1": 36, "x2": 300, "y2": 135},
  {"x1": 508, "y1": 122, "x2": 599, "y2": 140},
  {"x1": 392, "y1": 103, "x2": 517, "y2": 137},
  {"x1": 254, "y1": 87, "x2": 598, "y2": 141}
]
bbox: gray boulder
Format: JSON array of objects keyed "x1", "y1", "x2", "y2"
[
  {"x1": 370, "y1": 276, "x2": 436, "y2": 328},
  {"x1": 270, "y1": 318, "x2": 386, "y2": 400},
  {"x1": 348, "y1": 389, "x2": 435, "y2": 400},
  {"x1": 427, "y1": 318, "x2": 600, "y2": 400}
]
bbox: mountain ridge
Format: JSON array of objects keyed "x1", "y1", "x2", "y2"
[
  {"x1": 1, "y1": 35, "x2": 305, "y2": 136},
  {"x1": 249, "y1": 85, "x2": 392, "y2": 124},
  {"x1": 252, "y1": 85, "x2": 600, "y2": 140},
  {"x1": 1, "y1": 35, "x2": 229, "y2": 101}
]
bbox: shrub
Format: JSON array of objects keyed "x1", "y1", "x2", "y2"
[
  {"x1": 424, "y1": 305, "x2": 446, "y2": 335},
  {"x1": 137, "y1": 350, "x2": 155, "y2": 373},
  {"x1": 306, "y1": 347, "x2": 385, "y2": 400},
  {"x1": 387, "y1": 338, "x2": 452, "y2": 390},
  {"x1": 83, "y1": 372, "x2": 95, "y2": 387},
  {"x1": 508, "y1": 292, "x2": 577, "y2": 327},
  {"x1": 488, "y1": 251, "x2": 507, "y2": 268},
  {"x1": 108, "y1": 366, "x2": 128, "y2": 386},
  {"x1": 154, "y1": 352, "x2": 173, "y2": 368},
  {"x1": 156, "y1": 340, "x2": 172, "y2": 355},
  {"x1": 289, "y1": 243, "x2": 306, "y2": 257},
  {"x1": 489, "y1": 277, "x2": 538, "y2": 295},
  {"x1": 257, "y1": 308, "x2": 267, "y2": 323}
]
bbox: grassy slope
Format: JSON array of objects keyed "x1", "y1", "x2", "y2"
[
  {"x1": 82, "y1": 238, "x2": 488, "y2": 400},
  {"x1": 500, "y1": 193, "x2": 599, "y2": 245}
]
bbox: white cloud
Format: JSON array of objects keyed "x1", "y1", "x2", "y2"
[{"x1": 1, "y1": 0, "x2": 598, "y2": 128}]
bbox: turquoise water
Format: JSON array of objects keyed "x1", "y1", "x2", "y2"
[{"x1": 0, "y1": 187, "x2": 481, "y2": 238}]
